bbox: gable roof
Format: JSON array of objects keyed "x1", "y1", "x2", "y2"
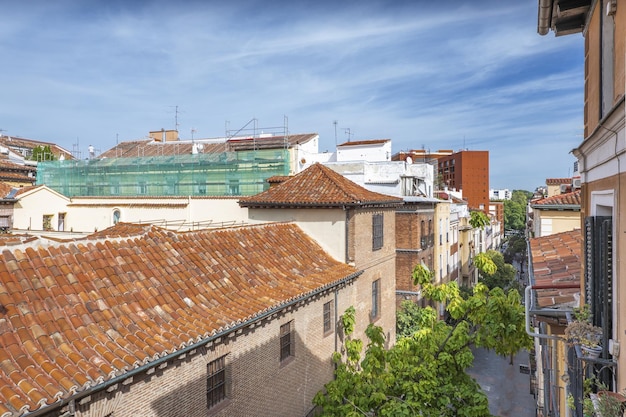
[
  {"x1": 531, "y1": 189, "x2": 581, "y2": 209},
  {"x1": 239, "y1": 163, "x2": 403, "y2": 208},
  {"x1": 0, "y1": 222, "x2": 359, "y2": 416},
  {"x1": 530, "y1": 229, "x2": 582, "y2": 308}
]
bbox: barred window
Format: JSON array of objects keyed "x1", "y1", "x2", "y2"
[
  {"x1": 323, "y1": 301, "x2": 333, "y2": 335},
  {"x1": 207, "y1": 355, "x2": 227, "y2": 408},
  {"x1": 280, "y1": 321, "x2": 294, "y2": 361},
  {"x1": 371, "y1": 279, "x2": 381, "y2": 320},
  {"x1": 372, "y1": 213, "x2": 384, "y2": 251}
]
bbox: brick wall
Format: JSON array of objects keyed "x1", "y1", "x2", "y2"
[{"x1": 75, "y1": 284, "x2": 360, "y2": 417}]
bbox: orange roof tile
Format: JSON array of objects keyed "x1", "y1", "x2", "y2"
[
  {"x1": 545, "y1": 178, "x2": 572, "y2": 185},
  {"x1": 531, "y1": 190, "x2": 581, "y2": 207},
  {"x1": 0, "y1": 222, "x2": 359, "y2": 415},
  {"x1": 530, "y1": 229, "x2": 582, "y2": 308},
  {"x1": 239, "y1": 163, "x2": 403, "y2": 208}
]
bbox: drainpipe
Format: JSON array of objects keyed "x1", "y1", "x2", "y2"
[{"x1": 344, "y1": 206, "x2": 350, "y2": 264}]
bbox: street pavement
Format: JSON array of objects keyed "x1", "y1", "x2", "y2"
[{"x1": 468, "y1": 347, "x2": 537, "y2": 417}]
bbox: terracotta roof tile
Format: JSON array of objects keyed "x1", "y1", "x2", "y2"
[
  {"x1": 531, "y1": 189, "x2": 581, "y2": 207},
  {"x1": 0, "y1": 222, "x2": 358, "y2": 415},
  {"x1": 530, "y1": 229, "x2": 582, "y2": 308},
  {"x1": 545, "y1": 178, "x2": 572, "y2": 185},
  {"x1": 239, "y1": 163, "x2": 403, "y2": 208}
]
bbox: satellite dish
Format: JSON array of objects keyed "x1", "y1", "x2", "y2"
[{"x1": 406, "y1": 156, "x2": 413, "y2": 164}]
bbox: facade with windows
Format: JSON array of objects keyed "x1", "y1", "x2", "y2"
[
  {"x1": 394, "y1": 198, "x2": 437, "y2": 306},
  {"x1": 241, "y1": 163, "x2": 402, "y2": 346},
  {"x1": 0, "y1": 222, "x2": 363, "y2": 417},
  {"x1": 536, "y1": 1, "x2": 624, "y2": 416}
]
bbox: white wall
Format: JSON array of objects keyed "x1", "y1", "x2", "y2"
[
  {"x1": 246, "y1": 207, "x2": 346, "y2": 262},
  {"x1": 14, "y1": 192, "x2": 250, "y2": 233}
]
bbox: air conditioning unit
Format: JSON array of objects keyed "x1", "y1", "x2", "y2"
[
  {"x1": 560, "y1": 184, "x2": 569, "y2": 193},
  {"x1": 572, "y1": 178, "x2": 581, "y2": 189}
]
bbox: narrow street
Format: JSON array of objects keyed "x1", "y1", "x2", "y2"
[{"x1": 469, "y1": 348, "x2": 536, "y2": 417}]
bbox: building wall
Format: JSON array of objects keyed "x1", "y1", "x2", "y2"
[
  {"x1": 75, "y1": 285, "x2": 354, "y2": 417},
  {"x1": 13, "y1": 194, "x2": 251, "y2": 234},
  {"x1": 573, "y1": 0, "x2": 626, "y2": 395},
  {"x1": 433, "y1": 201, "x2": 451, "y2": 287},
  {"x1": 246, "y1": 208, "x2": 346, "y2": 262},
  {"x1": 336, "y1": 141, "x2": 391, "y2": 162},
  {"x1": 438, "y1": 151, "x2": 489, "y2": 210},
  {"x1": 395, "y1": 203, "x2": 435, "y2": 304},
  {"x1": 580, "y1": 172, "x2": 626, "y2": 390},
  {"x1": 532, "y1": 209, "x2": 581, "y2": 238},
  {"x1": 348, "y1": 207, "x2": 397, "y2": 345},
  {"x1": 13, "y1": 187, "x2": 70, "y2": 231}
]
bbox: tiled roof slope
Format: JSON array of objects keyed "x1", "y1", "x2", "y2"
[
  {"x1": 545, "y1": 178, "x2": 572, "y2": 185},
  {"x1": 239, "y1": 163, "x2": 403, "y2": 208},
  {"x1": 530, "y1": 229, "x2": 582, "y2": 308},
  {"x1": 531, "y1": 190, "x2": 581, "y2": 207},
  {"x1": 99, "y1": 134, "x2": 318, "y2": 159},
  {"x1": 0, "y1": 222, "x2": 358, "y2": 416}
]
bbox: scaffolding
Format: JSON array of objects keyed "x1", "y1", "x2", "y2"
[{"x1": 36, "y1": 148, "x2": 290, "y2": 197}]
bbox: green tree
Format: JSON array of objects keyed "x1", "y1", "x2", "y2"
[
  {"x1": 504, "y1": 190, "x2": 531, "y2": 232},
  {"x1": 314, "y1": 265, "x2": 532, "y2": 417},
  {"x1": 469, "y1": 210, "x2": 490, "y2": 229},
  {"x1": 478, "y1": 250, "x2": 516, "y2": 290},
  {"x1": 30, "y1": 145, "x2": 56, "y2": 161}
]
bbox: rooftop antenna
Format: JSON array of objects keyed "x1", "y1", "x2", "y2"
[
  {"x1": 169, "y1": 105, "x2": 180, "y2": 131},
  {"x1": 191, "y1": 128, "x2": 196, "y2": 141},
  {"x1": 343, "y1": 128, "x2": 353, "y2": 142},
  {"x1": 333, "y1": 120, "x2": 338, "y2": 147}
]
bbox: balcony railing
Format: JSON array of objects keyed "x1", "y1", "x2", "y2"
[{"x1": 567, "y1": 344, "x2": 617, "y2": 417}]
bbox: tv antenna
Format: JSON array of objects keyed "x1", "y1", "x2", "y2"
[{"x1": 343, "y1": 128, "x2": 353, "y2": 142}]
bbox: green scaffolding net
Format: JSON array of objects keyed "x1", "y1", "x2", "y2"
[{"x1": 36, "y1": 149, "x2": 290, "y2": 197}]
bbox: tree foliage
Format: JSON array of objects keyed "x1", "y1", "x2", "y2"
[
  {"x1": 314, "y1": 265, "x2": 533, "y2": 417},
  {"x1": 503, "y1": 190, "x2": 531, "y2": 231},
  {"x1": 469, "y1": 210, "x2": 490, "y2": 229},
  {"x1": 30, "y1": 145, "x2": 56, "y2": 161},
  {"x1": 478, "y1": 250, "x2": 517, "y2": 290}
]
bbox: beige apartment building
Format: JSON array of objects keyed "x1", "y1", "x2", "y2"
[{"x1": 535, "y1": 1, "x2": 626, "y2": 416}]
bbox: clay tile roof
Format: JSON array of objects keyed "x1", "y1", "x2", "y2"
[
  {"x1": 239, "y1": 163, "x2": 403, "y2": 208},
  {"x1": 0, "y1": 183, "x2": 15, "y2": 198},
  {"x1": 545, "y1": 178, "x2": 572, "y2": 185},
  {"x1": 530, "y1": 229, "x2": 582, "y2": 308},
  {"x1": 0, "y1": 222, "x2": 359, "y2": 415},
  {"x1": 531, "y1": 190, "x2": 581, "y2": 207}
]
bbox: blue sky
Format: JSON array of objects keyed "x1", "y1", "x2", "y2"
[{"x1": 1, "y1": 0, "x2": 583, "y2": 191}]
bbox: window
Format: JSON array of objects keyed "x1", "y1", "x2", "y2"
[
  {"x1": 165, "y1": 177, "x2": 179, "y2": 195},
  {"x1": 228, "y1": 180, "x2": 240, "y2": 195},
  {"x1": 206, "y1": 355, "x2": 227, "y2": 408},
  {"x1": 371, "y1": 279, "x2": 381, "y2": 320},
  {"x1": 280, "y1": 321, "x2": 294, "y2": 361},
  {"x1": 43, "y1": 214, "x2": 53, "y2": 231},
  {"x1": 113, "y1": 209, "x2": 121, "y2": 225},
  {"x1": 372, "y1": 213, "x2": 384, "y2": 251},
  {"x1": 323, "y1": 301, "x2": 333, "y2": 335},
  {"x1": 58, "y1": 213, "x2": 65, "y2": 231},
  {"x1": 585, "y1": 216, "x2": 613, "y2": 340},
  {"x1": 138, "y1": 181, "x2": 147, "y2": 195}
]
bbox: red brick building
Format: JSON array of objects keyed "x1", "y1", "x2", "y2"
[{"x1": 437, "y1": 150, "x2": 489, "y2": 210}]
